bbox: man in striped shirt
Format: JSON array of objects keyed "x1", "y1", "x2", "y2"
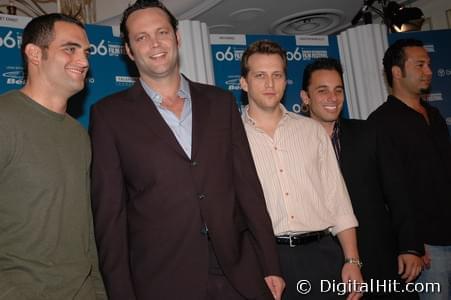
[{"x1": 240, "y1": 40, "x2": 363, "y2": 300}]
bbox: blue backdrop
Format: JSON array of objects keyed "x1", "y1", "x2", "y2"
[
  {"x1": 0, "y1": 21, "x2": 137, "y2": 128},
  {"x1": 1, "y1": 16, "x2": 450, "y2": 129},
  {"x1": 210, "y1": 34, "x2": 346, "y2": 116}
]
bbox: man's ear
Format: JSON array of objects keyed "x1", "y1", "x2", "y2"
[
  {"x1": 392, "y1": 65, "x2": 403, "y2": 80},
  {"x1": 125, "y1": 43, "x2": 135, "y2": 61},
  {"x1": 176, "y1": 30, "x2": 181, "y2": 48},
  {"x1": 240, "y1": 77, "x2": 248, "y2": 92},
  {"x1": 300, "y1": 90, "x2": 309, "y2": 105},
  {"x1": 24, "y1": 43, "x2": 42, "y2": 66}
]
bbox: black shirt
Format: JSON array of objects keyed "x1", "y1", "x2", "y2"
[{"x1": 368, "y1": 95, "x2": 451, "y2": 245}]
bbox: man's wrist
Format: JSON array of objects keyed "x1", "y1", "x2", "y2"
[
  {"x1": 344, "y1": 257, "x2": 363, "y2": 268},
  {"x1": 399, "y1": 249, "x2": 423, "y2": 257}
]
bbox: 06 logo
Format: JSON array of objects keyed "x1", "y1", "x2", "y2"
[
  {"x1": 215, "y1": 46, "x2": 234, "y2": 61},
  {"x1": 89, "y1": 40, "x2": 108, "y2": 56},
  {"x1": 0, "y1": 31, "x2": 21, "y2": 48},
  {"x1": 286, "y1": 47, "x2": 302, "y2": 61}
]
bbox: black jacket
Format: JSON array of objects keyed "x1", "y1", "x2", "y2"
[{"x1": 339, "y1": 118, "x2": 423, "y2": 284}]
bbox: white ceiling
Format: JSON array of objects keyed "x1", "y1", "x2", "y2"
[
  {"x1": 0, "y1": 0, "x2": 423, "y2": 35},
  {"x1": 96, "y1": 0, "x2": 420, "y2": 35},
  {"x1": 184, "y1": 0, "x2": 364, "y2": 35}
]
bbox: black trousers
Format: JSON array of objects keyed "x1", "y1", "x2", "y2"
[{"x1": 277, "y1": 235, "x2": 345, "y2": 299}]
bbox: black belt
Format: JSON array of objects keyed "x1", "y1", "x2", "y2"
[{"x1": 276, "y1": 229, "x2": 330, "y2": 247}]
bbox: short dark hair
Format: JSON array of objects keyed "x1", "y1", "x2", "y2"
[
  {"x1": 240, "y1": 40, "x2": 287, "y2": 78},
  {"x1": 302, "y1": 57, "x2": 343, "y2": 91},
  {"x1": 120, "y1": 0, "x2": 178, "y2": 45},
  {"x1": 383, "y1": 38, "x2": 424, "y2": 87},
  {"x1": 21, "y1": 13, "x2": 84, "y2": 76}
]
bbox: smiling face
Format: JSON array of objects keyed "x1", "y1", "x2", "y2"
[
  {"x1": 240, "y1": 53, "x2": 287, "y2": 114},
  {"x1": 125, "y1": 7, "x2": 180, "y2": 81},
  {"x1": 301, "y1": 69, "x2": 344, "y2": 133},
  {"x1": 36, "y1": 21, "x2": 90, "y2": 97}
]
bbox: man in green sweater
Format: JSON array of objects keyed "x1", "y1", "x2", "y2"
[{"x1": 0, "y1": 14, "x2": 106, "y2": 299}]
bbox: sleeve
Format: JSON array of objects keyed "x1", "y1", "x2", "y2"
[
  {"x1": 88, "y1": 218, "x2": 108, "y2": 300},
  {"x1": 0, "y1": 122, "x2": 31, "y2": 300},
  {"x1": 372, "y1": 122, "x2": 424, "y2": 255},
  {"x1": 0, "y1": 117, "x2": 12, "y2": 169},
  {"x1": 86, "y1": 180, "x2": 108, "y2": 300},
  {"x1": 0, "y1": 286, "x2": 29, "y2": 300},
  {"x1": 229, "y1": 97, "x2": 282, "y2": 277},
  {"x1": 80, "y1": 125, "x2": 108, "y2": 300},
  {"x1": 319, "y1": 126, "x2": 358, "y2": 235},
  {"x1": 89, "y1": 105, "x2": 136, "y2": 300}
]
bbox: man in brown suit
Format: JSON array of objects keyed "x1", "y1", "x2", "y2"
[{"x1": 89, "y1": 1, "x2": 284, "y2": 300}]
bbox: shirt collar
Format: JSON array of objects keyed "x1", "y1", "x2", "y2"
[
  {"x1": 243, "y1": 104, "x2": 293, "y2": 128},
  {"x1": 330, "y1": 119, "x2": 341, "y2": 160},
  {"x1": 332, "y1": 119, "x2": 341, "y2": 137},
  {"x1": 140, "y1": 75, "x2": 191, "y2": 105},
  {"x1": 388, "y1": 94, "x2": 429, "y2": 111}
]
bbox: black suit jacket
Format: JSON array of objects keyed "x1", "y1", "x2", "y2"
[
  {"x1": 338, "y1": 118, "x2": 423, "y2": 283},
  {"x1": 89, "y1": 79, "x2": 281, "y2": 300}
]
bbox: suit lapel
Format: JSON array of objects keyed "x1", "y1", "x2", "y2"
[
  {"x1": 130, "y1": 82, "x2": 188, "y2": 158},
  {"x1": 189, "y1": 81, "x2": 210, "y2": 159}
]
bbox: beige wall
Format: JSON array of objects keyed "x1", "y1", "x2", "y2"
[{"x1": 416, "y1": 0, "x2": 451, "y2": 31}]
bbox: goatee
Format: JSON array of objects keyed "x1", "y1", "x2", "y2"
[{"x1": 420, "y1": 86, "x2": 431, "y2": 95}]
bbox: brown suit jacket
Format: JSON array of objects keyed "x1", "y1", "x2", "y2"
[{"x1": 90, "y1": 79, "x2": 281, "y2": 300}]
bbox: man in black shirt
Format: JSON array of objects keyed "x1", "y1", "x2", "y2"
[
  {"x1": 368, "y1": 39, "x2": 451, "y2": 300},
  {"x1": 301, "y1": 57, "x2": 423, "y2": 299}
]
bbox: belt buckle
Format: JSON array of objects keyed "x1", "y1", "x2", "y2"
[{"x1": 289, "y1": 234, "x2": 295, "y2": 248}]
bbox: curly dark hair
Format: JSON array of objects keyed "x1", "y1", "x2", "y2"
[{"x1": 302, "y1": 57, "x2": 343, "y2": 91}]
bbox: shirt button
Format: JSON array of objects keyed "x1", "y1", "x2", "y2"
[
  {"x1": 274, "y1": 147, "x2": 278, "y2": 150},
  {"x1": 291, "y1": 216, "x2": 295, "y2": 219},
  {"x1": 191, "y1": 161, "x2": 198, "y2": 167},
  {"x1": 279, "y1": 169, "x2": 283, "y2": 173},
  {"x1": 285, "y1": 192, "x2": 289, "y2": 196}
]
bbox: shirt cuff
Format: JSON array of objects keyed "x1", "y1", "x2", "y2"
[{"x1": 330, "y1": 214, "x2": 358, "y2": 235}]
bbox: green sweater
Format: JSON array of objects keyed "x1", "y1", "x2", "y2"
[{"x1": 0, "y1": 90, "x2": 106, "y2": 299}]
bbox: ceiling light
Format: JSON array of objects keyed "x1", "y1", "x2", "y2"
[
  {"x1": 384, "y1": 1, "x2": 424, "y2": 32},
  {"x1": 351, "y1": 0, "x2": 425, "y2": 32}
]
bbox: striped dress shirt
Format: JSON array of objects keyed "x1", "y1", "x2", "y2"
[{"x1": 242, "y1": 105, "x2": 357, "y2": 236}]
